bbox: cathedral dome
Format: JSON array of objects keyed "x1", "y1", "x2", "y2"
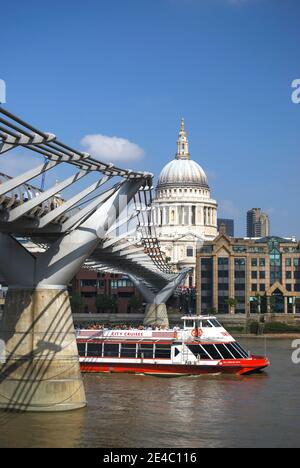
[
  {"x1": 157, "y1": 158, "x2": 208, "y2": 189},
  {"x1": 157, "y1": 118, "x2": 208, "y2": 189}
]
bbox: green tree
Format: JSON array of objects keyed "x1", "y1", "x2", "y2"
[
  {"x1": 207, "y1": 307, "x2": 217, "y2": 315},
  {"x1": 128, "y1": 295, "x2": 142, "y2": 313},
  {"x1": 70, "y1": 292, "x2": 85, "y2": 314},
  {"x1": 95, "y1": 294, "x2": 117, "y2": 313},
  {"x1": 225, "y1": 298, "x2": 238, "y2": 315}
]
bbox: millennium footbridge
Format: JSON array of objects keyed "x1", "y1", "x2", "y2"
[{"x1": 0, "y1": 107, "x2": 190, "y2": 412}]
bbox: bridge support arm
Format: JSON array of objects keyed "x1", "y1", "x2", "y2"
[{"x1": 128, "y1": 269, "x2": 191, "y2": 328}]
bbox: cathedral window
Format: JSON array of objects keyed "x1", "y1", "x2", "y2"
[{"x1": 187, "y1": 246, "x2": 194, "y2": 257}]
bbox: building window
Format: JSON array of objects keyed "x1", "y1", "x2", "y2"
[
  {"x1": 286, "y1": 258, "x2": 292, "y2": 267},
  {"x1": 218, "y1": 258, "x2": 229, "y2": 266},
  {"x1": 252, "y1": 284, "x2": 258, "y2": 292},
  {"x1": 286, "y1": 271, "x2": 292, "y2": 280},
  {"x1": 259, "y1": 271, "x2": 266, "y2": 279},
  {"x1": 251, "y1": 258, "x2": 258, "y2": 267},
  {"x1": 251, "y1": 271, "x2": 258, "y2": 279},
  {"x1": 235, "y1": 258, "x2": 246, "y2": 266},
  {"x1": 286, "y1": 284, "x2": 292, "y2": 292},
  {"x1": 259, "y1": 284, "x2": 266, "y2": 292},
  {"x1": 218, "y1": 283, "x2": 229, "y2": 291},
  {"x1": 187, "y1": 247, "x2": 194, "y2": 257},
  {"x1": 233, "y1": 246, "x2": 247, "y2": 253},
  {"x1": 80, "y1": 279, "x2": 98, "y2": 288},
  {"x1": 294, "y1": 258, "x2": 300, "y2": 267},
  {"x1": 259, "y1": 258, "x2": 266, "y2": 267},
  {"x1": 235, "y1": 271, "x2": 246, "y2": 278}
]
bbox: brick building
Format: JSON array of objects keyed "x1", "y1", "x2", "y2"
[{"x1": 71, "y1": 269, "x2": 143, "y2": 314}]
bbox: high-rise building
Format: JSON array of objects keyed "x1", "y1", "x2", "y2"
[
  {"x1": 153, "y1": 118, "x2": 218, "y2": 286},
  {"x1": 247, "y1": 208, "x2": 270, "y2": 238},
  {"x1": 218, "y1": 218, "x2": 234, "y2": 237}
]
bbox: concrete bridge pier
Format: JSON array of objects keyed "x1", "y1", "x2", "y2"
[
  {"x1": 0, "y1": 286, "x2": 86, "y2": 412},
  {"x1": 0, "y1": 179, "x2": 144, "y2": 412},
  {"x1": 143, "y1": 303, "x2": 169, "y2": 328}
]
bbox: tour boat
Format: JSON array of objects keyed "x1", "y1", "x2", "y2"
[{"x1": 77, "y1": 316, "x2": 270, "y2": 376}]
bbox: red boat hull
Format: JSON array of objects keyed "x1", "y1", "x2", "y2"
[{"x1": 80, "y1": 356, "x2": 269, "y2": 376}]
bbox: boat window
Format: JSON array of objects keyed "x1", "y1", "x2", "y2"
[
  {"x1": 87, "y1": 343, "x2": 103, "y2": 357},
  {"x1": 202, "y1": 344, "x2": 222, "y2": 360},
  {"x1": 77, "y1": 343, "x2": 86, "y2": 357},
  {"x1": 201, "y1": 320, "x2": 213, "y2": 328},
  {"x1": 232, "y1": 342, "x2": 249, "y2": 358},
  {"x1": 138, "y1": 344, "x2": 154, "y2": 359},
  {"x1": 103, "y1": 343, "x2": 119, "y2": 358},
  {"x1": 212, "y1": 344, "x2": 225, "y2": 359},
  {"x1": 209, "y1": 319, "x2": 222, "y2": 328},
  {"x1": 155, "y1": 345, "x2": 171, "y2": 359},
  {"x1": 174, "y1": 348, "x2": 180, "y2": 357},
  {"x1": 187, "y1": 345, "x2": 211, "y2": 360},
  {"x1": 215, "y1": 344, "x2": 233, "y2": 359},
  {"x1": 120, "y1": 344, "x2": 137, "y2": 358},
  {"x1": 223, "y1": 344, "x2": 236, "y2": 359},
  {"x1": 225, "y1": 343, "x2": 244, "y2": 359}
]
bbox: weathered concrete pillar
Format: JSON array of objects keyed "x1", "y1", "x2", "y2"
[
  {"x1": 143, "y1": 304, "x2": 169, "y2": 328},
  {"x1": 0, "y1": 288, "x2": 85, "y2": 412}
]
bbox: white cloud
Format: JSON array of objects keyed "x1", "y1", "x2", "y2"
[{"x1": 81, "y1": 134, "x2": 145, "y2": 163}]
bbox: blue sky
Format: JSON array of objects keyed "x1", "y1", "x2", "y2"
[{"x1": 0, "y1": 0, "x2": 299, "y2": 237}]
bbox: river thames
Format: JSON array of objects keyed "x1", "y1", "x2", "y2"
[{"x1": 0, "y1": 338, "x2": 299, "y2": 448}]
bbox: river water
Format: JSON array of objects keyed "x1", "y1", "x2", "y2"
[{"x1": 0, "y1": 338, "x2": 299, "y2": 448}]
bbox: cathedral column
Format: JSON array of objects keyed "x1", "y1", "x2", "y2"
[
  {"x1": 200, "y1": 207, "x2": 204, "y2": 225},
  {"x1": 163, "y1": 206, "x2": 167, "y2": 225}
]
